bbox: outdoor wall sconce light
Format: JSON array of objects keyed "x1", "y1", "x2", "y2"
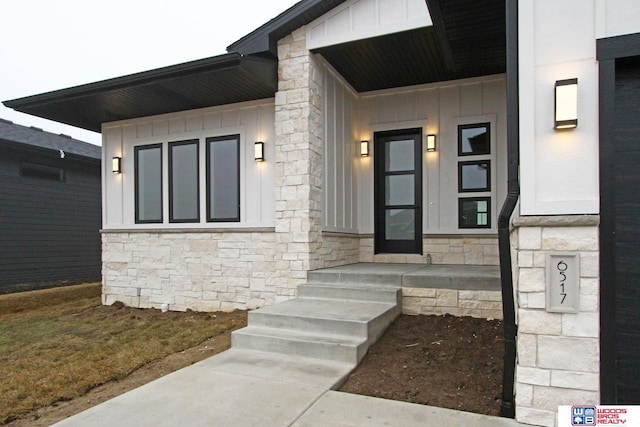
[
  {"x1": 360, "y1": 140, "x2": 369, "y2": 157},
  {"x1": 426, "y1": 134, "x2": 437, "y2": 152},
  {"x1": 254, "y1": 141, "x2": 265, "y2": 162},
  {"x1": 554, "y1": 78, "x2": 578, "y2": 129},
  {"x1": 112, "y1": 156, "x2": 121, "y2": 174}
]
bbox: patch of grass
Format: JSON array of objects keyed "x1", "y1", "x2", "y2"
[{"x1": 0, "y1": 284, "x2": 246, "y2": 423}]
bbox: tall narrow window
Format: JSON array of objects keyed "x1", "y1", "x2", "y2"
[
  {"x1": 457, "y1": 122, "x2": 492, "y2": 229},
  {"x1": 206, "y1": 135, "x2": 240, "y2": 222},
  {"x1": 169, "y1": 140, "x2": 199, "y2": 223},
  {"x1": 135, "y1": 144, "x2": 163, "y2": 223}
]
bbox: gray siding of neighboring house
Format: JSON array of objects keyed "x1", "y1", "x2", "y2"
[{"x1": 0, "y1": 142, "x2": 101, "y2": 291}]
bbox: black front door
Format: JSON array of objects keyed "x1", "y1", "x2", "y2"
[{"x1": 374, "y1": 128, "x2": 422, "y2": 254}]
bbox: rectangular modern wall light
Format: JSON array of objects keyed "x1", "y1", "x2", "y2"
[
  {"x1": 254, "y1": 142, "x2": 265, "y2": 162},
  {"x1": 554, "y1": 78, "x2": 578, "y2": 129},
  {"x1": 360, "y1": 140, "x2": 369, "y2": 157},
  {"x1": 112, "y1": 156, "x2": 121, "y2": 173},
  {"x1": 426, "y1": 134, "x2": 437, "y2": 152}
]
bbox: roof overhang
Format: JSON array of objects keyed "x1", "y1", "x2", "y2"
[
  {"x1": 313, "y1": 0, "x2": 506, "y2": 92},
  {"x1": 4, "y1": 0, "x2": 505, "y2": 132},
  {"x1": 3, "y1": 53, "x2": 277, "y2": 133}
]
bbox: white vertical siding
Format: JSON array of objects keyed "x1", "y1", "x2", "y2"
[
  {"x1": 101, "y1": 99, "x2": 275, "y2": 229},
  {"x1": 518, "y1": 0, "x2": 640, "y2": 216},
  {"x1": 322, "y1": 61, "x2": 359, "y2": 233}
]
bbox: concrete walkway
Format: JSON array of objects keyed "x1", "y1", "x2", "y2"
[{"x1": 53, "y1": 348, "x2": 526, "y2": 427}]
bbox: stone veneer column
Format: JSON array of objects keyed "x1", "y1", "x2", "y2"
[
  {"x1": 274, "y1": 27, "x2": 324, "y2": 301},
  {"x1": 512, "y1": 216, "x2": 600, "y2": 427}
]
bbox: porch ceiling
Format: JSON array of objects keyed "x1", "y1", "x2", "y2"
[{"x1": 314, "y1": 0, "x2": 506, "y2": 93}]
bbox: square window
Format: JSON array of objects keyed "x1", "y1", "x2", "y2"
[
  {"x1": 458, "y1": 123, "x2": 490, "y2": 156},
  {"x1": 458, "y1": 160, "x2": 491, "y2": 192},
  {"x1": 459, "y1": 197, "x2": 491, "y2": 228}
]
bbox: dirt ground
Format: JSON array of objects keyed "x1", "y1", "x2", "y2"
[
  {"x1": 7, "y1": 312, "x2": 503, "y2": 425},
  {"x1": 341, "y1": 314, "x2": 505, "y2": 416}
]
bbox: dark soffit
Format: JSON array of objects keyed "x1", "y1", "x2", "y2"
[
  {"x1": 3, "y1": 53, "x2": 277, "y2": 133},
  {"x1": 426, "y1": 0, "x2": 506, "y2": 74},
  {"x1": 314, "y1": 24, "x2": 505, "y2": 93}
]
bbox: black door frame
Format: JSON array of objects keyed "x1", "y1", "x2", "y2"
[
  {"x1": 597, "y1": 32, "x2": 640, "y2": 404},
  {"x1": 373, "y1": 128, "x2": 423, "y2": 254}
]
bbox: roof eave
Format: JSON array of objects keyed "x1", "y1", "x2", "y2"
[
  {"x1": 227, "y1": 0, "x2": 348, "y2": 56},
  {"x1": 3, "y1": 53, "x2": 244, "y2": 112},
  {"x1": 3, "y1": 53, "x2": 277, "y2": 133}
]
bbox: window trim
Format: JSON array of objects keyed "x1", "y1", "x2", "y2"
[
  {"x1": 206, "y1": 134, "x2": 241, "y2": 223},
  {"x1": 458, "y1": 197, "x2": 491, "y2": 229},
  {"x1": 169, "y1": 139, "x2": 200, "y2": 223},
  {"x1": 458, "y1": 122, "x2": 491, "y2": 156},
  {"x1": 134, "y1": 143, "x2": 163, "y2": 224},
  {"x1": 458, "y1": 160, "x2": 491, "y2": 193}
]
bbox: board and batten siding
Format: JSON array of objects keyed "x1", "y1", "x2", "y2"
[
  {"x1": 0, "y1": 144, "x2": 101, "y2": 289},
  {"x1": 322, "y1": 61, "x2": 359, "y2": 233},
  {"x1": 102, "y1": 99, "x2": 276, "y2": 229},
  {"x1": 353, "y1": 75, "x2": 507, "y2": 235}
]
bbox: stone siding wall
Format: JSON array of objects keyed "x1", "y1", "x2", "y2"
[
  {"x1": 102, "y1": 230, "x2": 277, "y2": 311},
  {"x1": 274, "y1": 27, "x2": 326, "y2": 295},
  {"x1": 359, "y1": 236, "x2": 499, "y2": 265},
  {"x1": 403, "y1": 288, "x2": 503, "y2": 319},
  {"x1": 319, "y1": 233, "x2": 360, "y2": 268},
  {"x1": 513, "y1": 216, "x2": 600, "y2": 427}
]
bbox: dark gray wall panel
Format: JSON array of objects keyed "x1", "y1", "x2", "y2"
[{"x1": 0, "y1": 144, "x2": 101, "y2": 291}]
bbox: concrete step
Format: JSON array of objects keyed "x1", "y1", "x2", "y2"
[
  {"x1": 232, "y1": 272, "x2": 404, "y2": 365},
  {"x1": 308, "y1": 263, "x2": 500, "y2": 291},
  {"x1": 231, "y1": 326, "x2": 368, "y2": 364},
  {"x1": 246, "y1": 298, "x2": 399, "y2": 345},
  {"x1": 298, "y1": 282, "x2": 401, "y2": 305}
]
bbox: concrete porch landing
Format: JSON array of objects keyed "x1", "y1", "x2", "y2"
[
  {"x1": 308, "y1": 262, "x2": 501, "y2": 291},
  {"x1": 309, "y1": 263, "x2": 503, "y2": 319}
]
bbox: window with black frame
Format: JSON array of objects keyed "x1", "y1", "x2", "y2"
[
  {"x1": 206, "y1": 135, "x2": 240, "y2": 222},
  {"x1": 169, "y1": 139, "x2": 199, "y2": 223},
  {"x1": 135, "y1": 144, "x2": 163, "y2": 224},
  {"x1": 457, "y1": 123, "x2": 491, "y2": 228}
]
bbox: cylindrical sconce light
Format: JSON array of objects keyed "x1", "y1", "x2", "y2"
[
  {"x1": 254, "y1": 142, "x2": 265, "y2": 162},
  {"x1": 554, "y1": 78, "x2": 578, "y2": 129},
  {"x1": 360, "y1": 140, "x2": 369, "y2": 157},
  {"x1": 426, "y1": 134, "x2": 437, "y2": 152},
  {"x1": 112, "y1": 156, "x2": 121, "y2": 174}
]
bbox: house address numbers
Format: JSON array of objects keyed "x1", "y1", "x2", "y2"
[{"x1": 546, "y1": 253, "x2": 580, "y2": 313}]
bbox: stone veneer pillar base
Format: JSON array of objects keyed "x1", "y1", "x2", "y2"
[{"x1": 512, "y1": 215, "x2": 600, "y2": 427}]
